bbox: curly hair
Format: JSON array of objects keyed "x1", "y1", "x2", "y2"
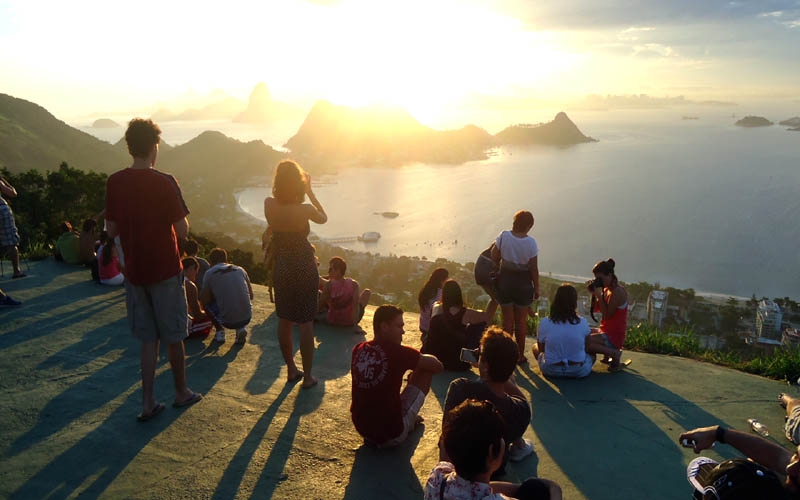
[
  {"x1": 125, "y1": 118, "x2": 161, "y2": 159},
  {"x1": 272, "y1": 160, "x2": 307, "y2": 204},
  {"x1": 549, "y1": 284, "x2": 580, "y2": 325},
  {"x1": 479, "y1": 326, "x2": 518, "y2": 382}
]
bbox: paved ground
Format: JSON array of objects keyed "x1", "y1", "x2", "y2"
[{"x1": 0, "y1": 260, "x2": 795, "y2": 499}]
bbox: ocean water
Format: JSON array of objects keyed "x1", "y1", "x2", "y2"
[{"x1": 233, "y1": 109, "x2": 800, "y2": 299}]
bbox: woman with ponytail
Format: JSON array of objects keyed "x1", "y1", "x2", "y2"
[{"x1": 586, "y1": 258, "x2": 628, "y2": 371}]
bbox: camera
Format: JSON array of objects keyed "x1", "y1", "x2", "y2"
[{"x1": 587, "y1": 277, "x2": 604, "y2": 292}]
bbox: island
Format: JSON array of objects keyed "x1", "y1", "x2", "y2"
[
  {"x1": 779, "y1": 117, "x2": 800, "y2": 127},
  {"x1": 735, "y1": 116, "x2": 773, "y2": 127}
]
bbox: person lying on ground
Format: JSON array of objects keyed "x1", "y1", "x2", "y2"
[
  {"x1": 351, "y1": 304, "x2": 443, "y2": 448},
  {"x1": 679, "y1": 424, "x2": 800, "y2": 497}
]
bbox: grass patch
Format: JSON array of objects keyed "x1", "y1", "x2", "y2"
[{"x1": 624, "y1": 323, "x2": 800, "y2": 382}]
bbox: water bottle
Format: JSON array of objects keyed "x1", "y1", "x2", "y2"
[{"x1": 747, "y1": 418, "x2": 770, "y2": 437}]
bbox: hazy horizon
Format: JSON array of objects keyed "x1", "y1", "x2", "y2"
[{"x1": 2, "y1": 0, "x2": 799, "y2": 128}]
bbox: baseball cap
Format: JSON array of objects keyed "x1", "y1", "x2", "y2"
[{"x1": 687, "y1": 457, "x2": 787, "y2": 499}]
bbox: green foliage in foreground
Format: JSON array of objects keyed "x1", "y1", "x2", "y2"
[{"x1": 625, "y1": 323, "x2": 800, "y2": 382}]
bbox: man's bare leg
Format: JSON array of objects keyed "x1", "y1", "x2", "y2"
[
  {"x1": 167, "y1": 340, "x2": 196, "y2": 403},
  {"x1": 140, "y1": 340, "x2": 160, "y2": 415},
  {"x1": 408, "y1": 366, "x2": 435, "y2": 394},
  {"x1": 6, "y1": 245, "x2": 22, "y2": 275}
]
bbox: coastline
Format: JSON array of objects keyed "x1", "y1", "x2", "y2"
[{"x1": 233, "y1": 188, "x2": 753, "y2": 303}]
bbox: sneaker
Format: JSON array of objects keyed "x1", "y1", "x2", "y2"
[
  {"x1": 0, "y1": 295, "x2": 22, "y2": 306},
  {"x1": 235, "y1": 328, "x2": 247, "y2": 345},
  {"x1": 214, "y1": 330, "x2": 225, "y2": 343},
  {"x1": 508, "y1": 438, "x2": 534, "y2": 462}
]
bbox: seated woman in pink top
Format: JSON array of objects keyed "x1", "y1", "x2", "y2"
[
  {"x1": 319, "y1": 256, "x2": 371, "y2": 334},
  {"x1": 585, "y1": 258, "x2": 628, "y2": 371},
  {"x1": 97, "y1": 231, "x2": 125, "y2": 286}
]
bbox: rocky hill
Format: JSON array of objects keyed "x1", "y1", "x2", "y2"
[
  {"x1": 0, "y1": 94, "x2": 129, "y2": 173},
  {"x1": 285, "y1": 101, "x2": 592, "y2": 166},
  {"x1": 494, "y1": 112, "x2": 596, "y2": 146}
]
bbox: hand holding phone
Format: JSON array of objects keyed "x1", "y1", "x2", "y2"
[{"x1": 460, "y1": 348, "x2": 480, "y2": 364}]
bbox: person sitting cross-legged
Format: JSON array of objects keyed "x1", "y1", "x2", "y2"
[
  {"x1": 319, "y1": 256, "x2": 371, "y2": 334},
  {"x1": 351, "y1": 304, "x2": 443, "y2": 448},
  {"x1": 425, "y1": 399, "x2": 562, "y2": 500},
  {"x1": 444, "y1": 326, "x2": 535, "y2": 472},
  {"x1": 200, "y1": 248, "x2": 254, "y2": 345}
]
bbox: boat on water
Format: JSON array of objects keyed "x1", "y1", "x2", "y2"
[
  {"x1": 358, "y1": 231, "x2": 381, "y2": 242},
  {"x1": 381, "y1": 211, "x2": 399, "y2": 218}
]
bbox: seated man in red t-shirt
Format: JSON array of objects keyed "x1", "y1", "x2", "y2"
[
  {"x1": 351, "y1": 304, "x2": 444, "y2": 448},
  {"x1": 320, "y1": 256, "x2": 371, "y2": 334}
]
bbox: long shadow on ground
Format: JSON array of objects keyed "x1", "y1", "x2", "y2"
[{"x1": 518, "y1": 366, "x2": 738, "y2": 499}]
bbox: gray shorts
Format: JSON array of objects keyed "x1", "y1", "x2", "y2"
[
  {"x1": 0, "y1": 204, "x2": 20, "y2": 248},
  {"x1": 125, "y1": 273, "x2": 188, "y2": 344},
  {"x1": 786, "y1": 405, "x2": 800, "y2": 445}
]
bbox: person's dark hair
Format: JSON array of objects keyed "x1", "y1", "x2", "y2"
[
  {"x1": 209, "y1": 248, "x2": 227, "y2": 265},
  {"x1": 593, "y1": 258, "x2": 618, "y2": 287},
  {"x1": 442, "y1": 399, "x2": 506, "y2": 481},
  {"x1": 418, "y1": 267, "x2": 449, "y2": 309},
  {"x1": 182, "y1": 256, "x2": 198, "y2": 271},
  {"x1": 60, "y1": 221, "x2": 73, "y2": 233},
  {"x1": 441, "y1": 279, "x2": 464, "y2": 310},
  {"x1": 329, "y1": 256, "x2": 347, "y2": 275},
  {"x1": 125, "y1": 118, "x2": 161, "y2": 158},
  {"x1": 550, "y1": 284, "x2": 580, "y2": 325},
  {"x1": 100, "y1": 231, "x2": 114, "y2": 266},
  {"x1": 82, "y1": 219, "x2": 97, "y2": 232},
  {"x1": 183, "y1": 239, "x2": 199, "y2": 256},
  {"x1": 512, "y1": 210, "x2": 534, "y2": 233},
  {"x1": 272, "y1": 160, "x2": 306, "y2": 204},
  {"x1": 479, "y1": 326, "x2": 518, "y2": 382},
  {"x1": 373, "y1": 304, "x2": 403, "y2": 336}
]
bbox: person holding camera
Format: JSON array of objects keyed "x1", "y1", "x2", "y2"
[
  {"x1": 491, "y1": 210, "x2": 540, "y2": 365},
  {"x1": 585, "y1": 259, "x2": 628, "y2": 371},
  {"x1": 426, "y1": 399, "x2": 561, "y2": 500}
]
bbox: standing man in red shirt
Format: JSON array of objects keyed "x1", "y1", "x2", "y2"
[
  {"x1": 351, "y1": 304, "x2": 443, "y2": 447},
  {"x1": 106, "y1": 118, "x2": 202, "y2": 422}
]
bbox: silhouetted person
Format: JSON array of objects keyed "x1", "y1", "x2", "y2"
[
  {"x1": 0, "y1": 176, "x2": 25, "y2": 278},
  {"x1": 105, "y1": 118, "x2": 201, "y2": 422}
]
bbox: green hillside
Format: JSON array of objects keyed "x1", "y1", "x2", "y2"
[{"x1": 0, "y1": 93, "x2": 128, "y2": 173}]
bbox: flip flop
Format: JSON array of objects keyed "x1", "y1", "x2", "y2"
[
  {"x1": 301, "y1": 377, "x2": 319, "y2": 390},
  {"x1": 172, "y1": 392, "x2": 203, "y2": 408},
  {"x1": 287, "y1": 371, "x2": 304, "y2": 384},
  {"x1": 609, "y1": 359, "x2": 633, "y2": 372},
  {"x1": 137, "y1": 402, "x2": 165, "y2": 422}
]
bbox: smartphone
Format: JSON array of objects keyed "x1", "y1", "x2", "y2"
[{"x1": 460, "y1": 348, "x2": 480, "y2": 364}]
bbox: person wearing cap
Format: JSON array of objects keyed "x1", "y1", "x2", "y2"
[
  {"x1": 351, "y1": 304, "x2": 443, "y2": 448},
  {"x1": 679, "y1": 424, "x2": 800, "y2": 497}
]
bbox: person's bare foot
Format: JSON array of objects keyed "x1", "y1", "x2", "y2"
[
  {"x1": 301, "y1": 376, "x2": 319, "y2": 389},
  {"x1": 779, "y1": 393, "x2": 797, "y2": 409}
]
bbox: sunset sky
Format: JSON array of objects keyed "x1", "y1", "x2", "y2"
[{"x1": 1, "y1": 0, "x2": 798, "y2": 123}]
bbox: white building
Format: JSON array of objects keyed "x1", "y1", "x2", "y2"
[
  {"x1": 647, "y1": 290, "x2": 669, "y2": 328},
  {"x1": 756, "y1": 299, "x2": 783, "y2": 340}
]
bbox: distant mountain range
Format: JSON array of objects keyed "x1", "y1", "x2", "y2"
[
  {"x1": 735, "y1": 116, "x2": 773, "y2": 127},
  {"x1": 285, "y1": 101, "x2": 595, "y2": 165}
]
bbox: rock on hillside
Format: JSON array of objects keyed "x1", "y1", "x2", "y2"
[
  {"x1": 735, "y1": 115, "x2": 773, "y2": 127},
  {"x1": 285, "y1": 100, "x2": 494, "y2": 165},
  {"x1": 494, "y1": 112, "x2": 597, "y2": 146},
  {"x1": 0, "y1": 93, "x2": 128, "y2": 173}
]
